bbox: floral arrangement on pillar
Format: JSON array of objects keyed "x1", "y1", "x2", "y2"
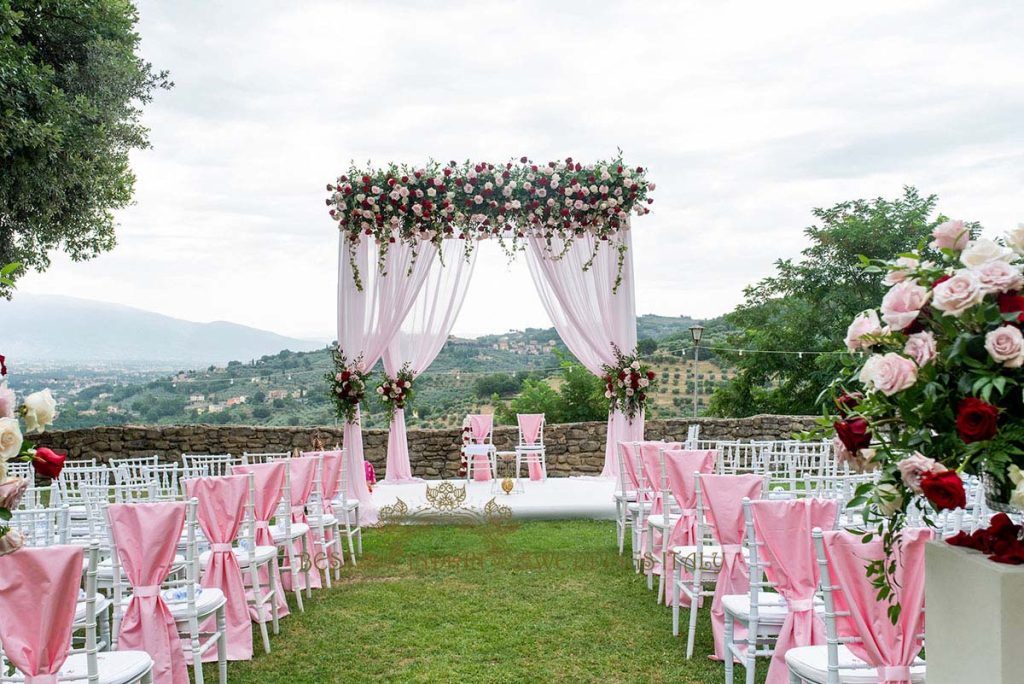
[
  {"x1": 0, "y1": 353, "x2": 65, "y2": 555},
  {"x1": 375, "y1": 364, "x2": 415, "y2": 421},
  {"x1": 326, "y1": 155, "x2": 655, "y2": 291},
  {"x1": 326, "y1": 348, "x2": 369, "y2": 424},
  {"x1": 601, "y1": 346, "x2": 657, "y2": 421},
  {"x1": 823, "y1": 219, "x2": 1024, "y2": 614}
]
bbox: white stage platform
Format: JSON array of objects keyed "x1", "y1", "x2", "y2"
[{"x1": 371, "y1": 476, "x2": 616, "y2": 522}]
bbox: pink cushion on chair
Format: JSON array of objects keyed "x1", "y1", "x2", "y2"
[
  {"x1": 108, "y1": 501, "x2": 189, "y2": 684},
  {"x1": 751, "y1": 498, "x2": 838, "y2": 683},
  {"x1": 822, "y1": 528, "x2": 932, "y2": 683},
  {"x1": 0, "y1": 545, "x2": 84, "y2": 683},
  {"x1": 184, "y1": 475, "x2": 253, "y2": 661}
]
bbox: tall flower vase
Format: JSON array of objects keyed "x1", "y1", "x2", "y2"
[{"x1": 925, "y1": 541, "x2": 1024, "y2": 683}]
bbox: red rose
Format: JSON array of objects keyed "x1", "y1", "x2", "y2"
[
  {"x1": 834, "y1": 417, "x2": 871, "y2": 453},
  {"x1": 617, "y1": 371, "x2": 626, "y2": 381},
  {"x1": 920, "y1": 469, "x2": 967, "y2": 511},
  {"x1": 932, "y1": 274, "x2": 952, "y2": 289},
  {"x1": 956, "y1": 398, "x2": 999, "y2": 443},
  {"x1": 341, "y1": 371, "x2": 351, "y2": 381},
  {"x1": 0, "y1": 354, "x2": 5, "y2": 376},
  {"x1": 646, "y1": 370, "x2": 656, "y2": 380},
  {"x1": 997, "y1": 292, "x2": 1024, "y2": 323},
  {"x1": 834, "y1": 392, "x2": 862, "y2": 416},
  {"x1": 33, "y1": 448, "x2": 66, "y2": 480}
]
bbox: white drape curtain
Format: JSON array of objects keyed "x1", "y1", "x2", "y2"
[
  {"x1": 525, "y1": 227, "x2": 642, "y2": 478},
  {"x1": 381, "y1": 239, "x2": 477, "y2": 483},
  {"x1": 337, "y1": 235, "x2": 436, "y2": 522}
]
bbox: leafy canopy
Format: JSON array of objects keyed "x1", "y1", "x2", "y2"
[
  {"x1": 0, "y1": 0, "x2": 171, "y2": 291},
  {"x1": 707, "y1": 187, "x2": 946, "y2": 417}
]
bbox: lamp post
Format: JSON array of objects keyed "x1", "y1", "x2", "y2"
[{"x1": 689, "y1": 325, "x2": 704, "y2": 418}]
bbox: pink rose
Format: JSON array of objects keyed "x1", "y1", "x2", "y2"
[
  {"x1": 973, "y1": 260, "x2": 1024, "y2": 294},
  {"x1": 0, "y1": 477, "x2": 28, "y2": 509},
  {"x1": 844, "y1": 310, "x2": 883, "y2": 352},
  {"x1": 931, "y1": 219, "x2": 969, "y2": 251},
  {"x1": 0, "y1": 529, "x2": 24, "y2": 557},
  {"x1": 984, "y1": 325, "x2": 1024, "y2": 368},
  {"x1": 880, "y1": 281, "x2": 930, "y2": 331},
  {"x1": 903, "y1": 331, "x2": 937, "y2": 366},
  {"x1": 897, "y1": 452, "x2": 946, "y2": 494},
  {"x1": 858, "y1": 352, "x2": 918, "y2": 396},
  {"x1": 832, "y1": 437, "x2": 878, "y2": 474},
  {"x1": 883, "y1": 256, "x2": 920, "y2": 286},
  {"x1": 0, "y1": 384, "x2": 14, "y2": 419},
  {"x1": 932, "y1": 271, "x2": 984, "y2": 317}
]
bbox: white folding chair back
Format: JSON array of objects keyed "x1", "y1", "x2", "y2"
[
  {"x1": 141, "y1": 463, "x2": 181, "y2": 501},
  {"x1": 182, "y1": 453, "x2": 237, "y2": 478},
  {"x1": 243, "y1": 452, "x2": 290, "y2": 465},
  {"x1": 110, "y1": 456, "x2": 160, "y2": 485},
  {"x1": 9, "y1": 504, "x2": 71, "y2": 547}
]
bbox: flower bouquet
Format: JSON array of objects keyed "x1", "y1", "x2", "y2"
[
  {"x1": 0, "y1": 353, "x2": 64, "y2": 555},
  {"x1": 376, "y1": 364, "x2": 415, "y2": 420},
  {"x1": 601, "y1": 346, "x2": 657, "y2": 420},
  {"x1": 326, "y1": 348, "x2": 369, "y2": 424},
  {"x1": 824, "y1": 219, "x2": 1024, "y2": 607}
]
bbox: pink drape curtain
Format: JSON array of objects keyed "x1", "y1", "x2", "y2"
[
  {"x1": 0, "y1": 545, "x2": 83, "y2": 683},
  {"x1": 184, "y1": 475, "x2": 253, "y2": 661},
  {"x1": 383, "y1": 239, "x2": 476, "y2": 483},
  {"x1": 822, "y1": 528, "x2": 932, "y2": 683},
  {"x1": 338, "y1": 235, "x2": 437, "y2": 522},
  {"x1": 525, "y1": 227, "x2": 640, "y2": 478}
]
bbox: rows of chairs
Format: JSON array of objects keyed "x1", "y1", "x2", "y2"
[
  {"x1": 613, "y1": 432, "x2": 992, "y2": 683},
  {"x1": 1, "y1": 449, "x2": 363, "y2": 683}
]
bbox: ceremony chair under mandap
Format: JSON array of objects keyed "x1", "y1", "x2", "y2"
[
  {"x1": 463, "y1": 413, "x2": 497, "y2": 481},
  {"x1": 514, "y1": 413, "x2": 547, "y2": 481}
]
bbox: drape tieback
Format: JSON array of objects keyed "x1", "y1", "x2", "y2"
[
  {"x1": 133, "y1": 585, "x2": 161, "y2": 598},
  {"x1": 881, "y1": 665, "x2": 912, "y2": 681},
  {"x1": 210, "y1": 543, "x2": 233, "y2": 553},
  {"x1": 787, "y1": 598, "x2": 815, "y2": 611}
]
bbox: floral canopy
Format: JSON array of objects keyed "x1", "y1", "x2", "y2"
[{"x1": 326, "y1": 155, "x2": 655, "y2": 290}]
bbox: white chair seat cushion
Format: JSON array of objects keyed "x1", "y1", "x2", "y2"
[
  {"x1": 463, "y1": 445, "x2": 494, "y2": 455},
  {"x1": 96, "y1": 554, "x2": 185, "y2": 577},
  {"x1": 74, "y1": 595, "x2": 112, "y2": 624},
  {"x1": 785, "y1": 645, "x2": 926, "y2": 683},
  {"x1": 627, "y1": 501, "x2": 653, "y2": 513},
  {"x1": 199, "y1": 545, "x2": 276, "y2": 568},
  {"x1": 614, "y1": 491, "x2": 638, "y2": 502},
  {"x1": 671, "y1": 545, "x2": 748, "y2": 572},
  {"x1": 122, "y1": 586, "x2": 226, "y2": 620},
  {"x1": 306, "y1": 514, "x2": 338, "y2": 527},
  {"x1": 721, "y1": 593, "x2": 791, "y2": 624},
  {"x1": 647, "y1": 514, "x2": 677, "y2": 530},
  {"x1": 59, "y1": 651, "x2": 153, "y2": 684},
  {"x1": 330, "y1": 498, "x2": 360, "y2": 512},
  {"x1": 271, "y1": 522, "x2": 309, "y2": 542}
]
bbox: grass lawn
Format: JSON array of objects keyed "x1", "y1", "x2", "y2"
[{"x1": 209, "y1": 520, "x2": 767, "y2": 683}]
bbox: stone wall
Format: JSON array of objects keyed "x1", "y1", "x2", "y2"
[{"x1": 31, "y1": 415, "x2": 819, "y2": 479}]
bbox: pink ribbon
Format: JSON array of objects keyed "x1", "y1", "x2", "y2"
[
  {"x1": 133, "y1": 585, "x2": 161, "y2": 599},
  {"x1": 210, "y1": 543, "x2": 233, "y2": 553}
]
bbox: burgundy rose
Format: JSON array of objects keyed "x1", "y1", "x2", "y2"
[
  {"x1": 833, "y1": 417, "x2": 871, "y2": 453},
  {"x1": 32, "y1": 448, "x2": 66, "y2": 480},
  {"x1": 0, "y1": 354, "x2": 5, "y2": 376},
  {"x1": 920, "y1": 470, "x2": 966, "y2": 511},
  {"x1": 997, "y1": 292, "x2": 1024, "y2": 323},
  {"x1": 956, "y1": 397, "x2": 999, "y2": 443},
  {"x1": 834, "y1": 392, "x2": 862, "y2": 416},
  {"x1": 646, "y1": 370, "x2": 656, "y2": 381},
  {"x1": 931, "y1": 274, "x2": 952, "y2": 289}
]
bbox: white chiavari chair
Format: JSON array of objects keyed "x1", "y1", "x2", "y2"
[
  {"x1": 109, "y1": 456, "x2": 160, "y2": 486},
  {"x1": 268, "y1": 463, "x2": 310, "y2": 612},
  {"x1": 181, "y1": 453, "x2": 237, "y2": 478},
  {"x1": 243, "y1": 451, "x2": 291, "y2": 465},
  {"x1": 614, "y1": 443, "x2": 637, "y2": 556},
  {"x1": 9, "y1": 503, "x2": 70, "y2": 547},
  {"x1": 331, "y1": 447, "x2": 362, "y2": 563},
  {"x1": 685, "y1": 424, "x2": 701, "y2": 449},
  {"x1": 303, "y1": 452, "x2": 344, "y2": 584},
  {"x1": 140, "y1": 463, "x2": 181, "y2": 501}
]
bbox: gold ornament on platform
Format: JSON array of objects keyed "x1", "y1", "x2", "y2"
[{"x1": 500, "y1": 478, "x2": 514, "y2": 495}]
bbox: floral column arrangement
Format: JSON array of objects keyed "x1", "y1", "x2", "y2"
[{"x1": 825, "y1": 219, "x2": 1024, "y2": 604}]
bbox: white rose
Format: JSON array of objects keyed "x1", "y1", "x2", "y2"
[
  {"x1": 973, "y1": 260, "x2": 1024, "y2": 294},
  {"x1": 932, "y1": 271, "x2": 984, "y2": 317},
  {"x1": 604, "y1": 390, "x2": 613, "y2": 399},
  {"x1": 630, "y1": 360, "x2": 640, "y2": 370},
  {"x1": 22, "y1": 389, "x2": 56, "y2": 433},
  {"x1": 1006, "y1": 224, "x2": 1024, "y2": 256},
  {"x1": 625, "y1": 388, "x2": 635, "y2": 396},
  {"x1": 984, "y1": 325, "x2": 1024, "y2": 368},
  {"x1": 0, "y1": 417, "x2": 23, "y2": 461},
  {"x1": 883, "y1": 256, "x2": 920, "y2": 286},
  {"x1": 0, "y1": 384, "x2": 15, "y2": 419},
  {"x1": 876, "y1": 483, "x2": 904, "y2": 516},
  {"x1": 638, "y1": 378, "x2": 649, "y2": 387},
  {"x1": 961, "y1": 239, "x2": 1014, "y2": 269}
]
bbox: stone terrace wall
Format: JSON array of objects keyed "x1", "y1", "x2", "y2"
[{"x1": 31, "y1": 415, "x2": 819, "y2": 479}]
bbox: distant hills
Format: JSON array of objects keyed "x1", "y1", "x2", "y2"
[{"x1": 0, "y1": 294, "x2": 325, "y2": 366}]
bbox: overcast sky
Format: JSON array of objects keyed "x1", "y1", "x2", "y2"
[{"x1": 18, "y1": 0, "x2": 1024, "y2": 339}]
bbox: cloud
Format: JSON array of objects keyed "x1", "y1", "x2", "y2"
[{"x1": 16, "y1": 0, "x2": 1024, "y2": 338}]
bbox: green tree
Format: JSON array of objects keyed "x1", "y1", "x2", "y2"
[
  {"x1": 0, "y1": 0, "x2": 171, "y2": 291},
  {"x1": 636, "y1": 337, "x2": 658, "y2": 356},
  {"x1": 473, "y1": 373, "x2": 521, "y2": 399},
  {"x1": 495, "y1": 353, "x2": 607, "y2": 424},
  {"x1": 708, "y1": 187, "x2": 958, "y2": 417}
]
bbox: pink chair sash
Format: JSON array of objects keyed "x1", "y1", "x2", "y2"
[
  {"x1": 469, "y1": 414, "x2": 492, "y2": 444},
  {"x1": 751, "y1": 498, "x2": 838, "y2": 683},
  {"x1": 0, "y1": 545, "x2": 84, "y2": 683},
  {"x1": 662, "y1": 449, "x2": 717, "y2": 604},
  {"x1": 285, "y1": 456, "x2": 321, "y2": 591},
  {"x1": 822, "y1": 528, "x2": 932, "y2": 683},
  {"x1": 618, "y1": 442, "x2": 641, "y2": 491},
  {"x1": 108, "y1": 502, "x2": 189, "y2": 684},
  {"x1": 184, "y1": 475, "x2": 253, "y2": 661},
  {"x1": 231, "y1": 462, "x2": 289, "y2": 619},
  {"x1": 701, "y1": 473, "x2": 765, "y2": 661},
  {"x1": 317, "y1": 450, "x2": 344, "y2": 515},
  {"x1": 517, "y1": 414, "x2": 545, "y2": 480}
]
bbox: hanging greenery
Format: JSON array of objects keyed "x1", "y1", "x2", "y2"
[{"x1": 326, "y1": 154, "x2": 654, "y2": 291}]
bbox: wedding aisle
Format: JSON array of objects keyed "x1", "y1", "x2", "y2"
[
  {"x1": 212, "y1": 520, "x2": 752, "y2": 683},
  {"x1": 371, "y1": 477, "x2": 618, "y2": 521}
]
